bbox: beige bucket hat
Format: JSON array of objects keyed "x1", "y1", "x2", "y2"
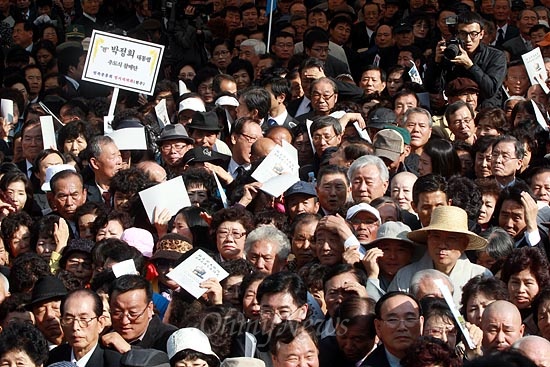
[{"x1": 407, "y1": 206, "x2": 487, "y2": 251}]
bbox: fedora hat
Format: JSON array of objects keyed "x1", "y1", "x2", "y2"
[
  {"x1": 407, "y1": 206, "x2": 487, "y2": 251},
  {"x1": 187, "y1": 111, "x2": 221, "y2": 131},
  {"x1": 157, "y1": 124, "x2": 194, "y2": 144},
  {"x1": 27, "y1": 276, "x2": 67, "y2": 309}
]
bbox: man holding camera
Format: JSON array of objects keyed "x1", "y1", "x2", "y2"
[{"x1": 425, "y1": 12, "x2": 507, "y2": 109}]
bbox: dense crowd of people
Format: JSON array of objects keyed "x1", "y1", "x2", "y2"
[{"x1": 1, "y1": 0, "x2": 550, "y2": 366}]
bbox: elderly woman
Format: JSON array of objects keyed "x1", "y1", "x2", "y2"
[
  {"x1": 501, "y1": 246, "x2": 550, "y2": 335},
  {"x1": 460, "y1": 275, "x2": 509, "y2": 327},
  {"x1": 210, "y1": 207, "x2": 254, "y2": 261},
  {"x1": 0, "y1": 322, "x2": 48, "y2": 367}
]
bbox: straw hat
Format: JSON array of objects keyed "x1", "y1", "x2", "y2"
[{"x1": 407, "y1": 206, "x2": 487, "y2": 251}]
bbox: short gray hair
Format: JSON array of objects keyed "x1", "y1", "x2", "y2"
[
  {"x1": 88, "y1": 135, "x2": 115, "y2": 159},
  {"x1": 409, "y1": 269, "x2": 453, "y2": 298},
  {"x1": 240, "y1": 39, "x2": 266, "y2": 55},
  {"x1": 403, "y1": 107, "x2": 433, "y2": 128},
  {"x1": 245, "y1": 226, "x2": 291, "y2": 260},
  {"x1": 347, "y1": 155, "x2": 389, "y2": 183}
]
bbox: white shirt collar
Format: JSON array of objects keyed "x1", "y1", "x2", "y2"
[
  {"x1": 270, "y1": 110, "x2": 288, "y2": 125},
  {"x1": 71, "y1": 342, "x2": 98, "y2": 367},
  {"x1": 83, "y1": 12, "x2": 96, "y2": 22},
  {"x1": 228, "y1": 158, "x2": 250, "y2": 178},
  {"x1": 65, "y1": 75, "x2": 80, "y2": 90}
]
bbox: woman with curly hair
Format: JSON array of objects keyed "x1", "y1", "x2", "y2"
[
  {"x1": 401, "y1": 336, "x2": 462, "y2": 367},
  {"x1": 501, "y1": 247, "x2": 550, "y2": 334},
  {"x1": 0, "y1": 321, "x2": 48, "y2": 367}
]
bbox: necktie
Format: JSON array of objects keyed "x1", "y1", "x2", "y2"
[
  {"x1": 102, "y1": 191, "x2": 111, "y2": 208},
  {"x1": 268, "y1": 118, "x2": 278, "y2": 127},
  {"x1": 497, "y1": 28, "x2": 504, "y2": 46},
  {"x1": 235, "y1": 166, "x2": 246, "y2": 181}
]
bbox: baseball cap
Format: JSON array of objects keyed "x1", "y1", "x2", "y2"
[
  {"x1": 374, "y1": 129, "x2": 404, "y2": 162},
  {"x1": 284, "y1": 181, "x2": 317, "y2": 198},
  {"x1": 368, "y1": 108, "x2": 397, "y2": 129},
  {"x1": 346, "y1": 203, "x2": 381, "y2": 223}
]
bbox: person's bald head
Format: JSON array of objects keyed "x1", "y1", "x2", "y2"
[
  {"x1": 251, "y1": 137, "x2": 277, "y2": 162},
  {"x1": 482, "y1": 300, "x2": 524, "y2": 353},
  {"x1": 512, "y1": 336, "x2": 550, "y2": 367},
  {"x1": 266, "y1": 126, "x2": 293, "y2": 145},
  {"x1": 136, "y1": 160, "x2": 167, "y2": 183}
]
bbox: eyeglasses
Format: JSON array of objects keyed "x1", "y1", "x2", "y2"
[
  {"x1": 450, "y1": 117, "x2": 473, "y2": 126},
  {"x1": 60, "y1": 316, "x2": 98, "y2": 328},
  {"x1": 217, "y1": 228, "x2": 247, "y2": 239},
  {"x1": 239, "y1": 132, "x2": 259, "y2": 143},
  {"x1": 349, "y1": 218, "x2": 380, "y2": 229},
  {"x1": 491, "y1": 151, "x2": 518, "y2": 162},
  {"x1": 310, "y1": 47, "x2": 330, "y2": 53},
  {"x1": 311, "y1": 92, "x2": 335, "y2": 102},
  {"x1": 161, "y1": 143, "x2": 188, "y2": 152},
  {"x1": 111, "y1": 305, "x2": 149, "y2": 322},
  {"x1": 213, "y1": 50, "x2": 230, "y2": 58},
  {"x1": 312, "y1": 133, "x2": 337, "y2": 143},
  {"x1": 381, "y1": 317, "x2": 420, "y2": 328},
  {"x1": 260, "y1": 306, "x2": 300, "y2": 320},
  {"x1": 179, "y1": 73, "x2": 196, "y2": 80},
  {"x1": 425, "y1": 326, "x2": 458, "y2": 338},
  {"x1": 458, "y1": 30, "x2": 481, "y2": 39}
]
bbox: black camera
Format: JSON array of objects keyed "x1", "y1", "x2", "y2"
[{"x1": 444, "y1": 15, "x2": 462, "y2": 60}]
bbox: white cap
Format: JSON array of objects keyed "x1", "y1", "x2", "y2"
[
  {"x1": 215, "y1": 95, "x2": 239, "y2": 107},
  {"x1": 166, "y1": 328, "x2": 220, "y2": 362},
  {"x1": 178, "y1": 97, "x2": 206, "y2": 113},
  {"x1": 41, "y1": 164, "x2": 77, "y2": 192},
  {"x1": 346, "y1": 203, "x2": 381, "y2": 223}
]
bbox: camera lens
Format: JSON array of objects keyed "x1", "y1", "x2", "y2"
[{"x1": 444, "y1": 44, "x2": 461, "y2": 60}]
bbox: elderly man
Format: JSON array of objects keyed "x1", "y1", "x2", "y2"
[
  {"x1": 348, "y1": 155, "x2": 389, "y2": 204},
  {"x1": 48, "y1": 170, "x2": 88, "y2": 237},
  {"x1": 101, "y1": 275, "x2": 177, "y2": 353},
  {"x1": 297, "y1": 77, "x2": 339, "y2": 122},
  {"x1": 346, "y1": 203, "x2": 381, "y2": 246},
  {"x1": 48, "y1": 289, "x2": 122, "y2": 366},
  {"x1": 481, "y1": 300, "x2": 524, "y2": 353},
  {"x1": 445, "y1": 100, "x2": 477, "y2": 145},
  {"x1": 389, "y1": 206, "x2": 491, "y2": 305},
  {"x1": 310, "y1": 115, "x2": 343, "y2": 159},
  {"x1": 402, "y1": 107, "x2": 432, "y2": 158},
  {"x1": 228, "y1": 118, "x2": 263, "y2": 180},
  {"x1": 511, "y1": 336, "x2": 550, "y2": 367},
  {"x1": 17, "y1": 120, "x2": 43, "y2": 189},
  {"x1": 316, "y1": 165, "x2": 350, "y2": 215},
  {"x1": 245, "y1": 226, "x2": 291, "y2": 274},
  {"x1": 363, "y1": 222, "x2": 415, "y2": 301},
  {"x1": 284, "y1": 181, "x2": 320, "y2": 220},
  {"x1": 30, "y1": 276, "x2": 67, "y2": 350},
  {"x1": 373, "y1": 127, "x2": 412, "y2": 176},
  {"x1": 409, "y1": 269, "x2": 454, "y2": 300},
  {"x1": 157, "y1": 124, "x2": 194, "y2": 178},
  {"x1": 363, "y1": 291, "x2": 423, "y2": 367},
  {"x1": 239, "y1": 38, "x2": 265, "y2": 70},
  {"x1": 85, "y1": 135, "x2": 122, "y2": 205},
  {"x1": 491, "y1": 135, "x2": 524, "y2": 188},
  {"x1": 271, "y1": 321, "x2": 319, "y2": 367},
  {"x1": 496, "y1": 182, "x2": 550, "y2": 254}
]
